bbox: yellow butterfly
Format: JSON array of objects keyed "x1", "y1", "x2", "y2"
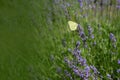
[{"x1": 68, "y1": 21, "x2": 78, "y2": 31}]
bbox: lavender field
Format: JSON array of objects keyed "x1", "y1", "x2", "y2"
[{"x1": 0, "y1": 0, "x2": 120, "y2": 80}]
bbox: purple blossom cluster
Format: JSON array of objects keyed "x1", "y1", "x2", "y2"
[
  {"x1": 118, "y1": 60, "x2": 120, "y2": 65},
  {"x1": 77, "y1": 24, "x2": 87, "y2": 48},
  {"x1": 64, "y1": 41, "x2": 100, "y2": 80},
  {"x1": 78, "y1": 0, "x2": 83, "y2": 8},
  {"x1": 116, "y1": 0, "x2": 120, "y2": 9},
  {"x1": 117, "y1": 60, "x2": 120, "y2": 74},
  {"x1": 109, "y1": 33, "x2": 116, "y2": 48},
  {"x1": 57, "y1": 23, "x2": 118, "y2": 79},
  {"x1": 107, "y1": 74, "x2": 112, "y2": 80},
  {"x1": 87, "y1": 25, "x2": 94, "y2": 39}
]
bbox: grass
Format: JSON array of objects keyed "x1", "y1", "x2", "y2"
[
  {"x1": 0, "y1": 0, "x2": 54, "y2": 79},
  {"x1": 0, "y1": 0, "x2": 120, "y2": 80}
]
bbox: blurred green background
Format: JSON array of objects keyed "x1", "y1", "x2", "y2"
[{"x1": 0, "y1": 0, "x2": 60, "y2": 79}]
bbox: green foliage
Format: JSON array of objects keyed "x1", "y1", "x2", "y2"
[{"x1": 0, "y1": 0, "x2": 120, "y2": 80}]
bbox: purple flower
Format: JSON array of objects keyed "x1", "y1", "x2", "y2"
[
  {"x1": 73, "y1": 68, "x2": 80, "y2": 75},
  {"x1": 117, "y1": 0, "x2": 120, "y2": 3},
  {"x1": 61, "y1": 4, "x2": 66, "y2": 9},
  {"x1": 110, "y1": 33, "x2": 116, "y2": 42},
  {"x1": 110, "y1": 33, "x2": 114, "y2": 40},
  {"x1": 88, "y1": 25, "x2": 93, "y2": 33},
  {"x1": 117, "y1": 69, "x2": 120, "y2": 73},
  {"x1": 78, "y1": 57, "x2": 87, "y2": 66},
  {"x1": 76, "y1": 41, "x2": 80, "y2": 48},
  {"x1": 84, "y1": 66, "x2": 90, "y2": 72},
  {"x1": 68, "y1": 62, "x2": 74, "y2": 68},
  {"x1": 116, "y1": 5, "x2": 120, "y2": 9},
  {"x1": 91, "y1": 35, "x2": 94, "y2": 39},
  {"x1": 64, "y1": 70, "x2": 73, "y2": 80},
  {"x1": 77, "y1": 24, "x2": 87, "y2": 47},
  {"x1": 87, "y1": 25, "x2": 94, "y2": 39},
  {"x1": 65, "y1": 2, "x2": 70, "y2": 7},
  {"x1": 64, "y1": 59, "x2": 74, "y2": 69},
  {"x1": 78, "y1": 0, "x2": 82, "y2": 3},
  {"x1": 78, "y1": 0, "x2": 83, "y2": 7},
  {"x1": 77, "y1": 49, "x2": 81, "y2": 55},
  {"x1": 107, "y1": 74, "x2": 111, "y2": 79},
  {"x1": 79, "y1": 31, "x2": 86, "y2": 40},
  {"x1": 118, "y1": 60, "x2": 120, "y2": 64},
  {"x1": 109, "y1": 33, "x2": 116, "y2": 48},
  {"x1": 72, "y1": 46, "x2": 81, "y2": 57},
  {"x1": 64, "y1": 57, "x2": 69, "y2": 63},
  {"x1": 73, "y1": 68, "x2": 84, "y2": 78},
  {"x1": 90, "y1": 65, "x2": 99, "y2": 74},
  {"x1": 93, "y1": 41, "x2": 96, "y2": 46},
  {"x1": 116, "y1": 0, "x2": 120, "y2": 9},
  {"x1": 84, "y1": 66, "x2": 90, "y2": 78}
]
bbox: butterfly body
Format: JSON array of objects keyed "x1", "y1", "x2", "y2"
[{"x1": 68, "y1": 21, "x2": 78, "y2": 31}]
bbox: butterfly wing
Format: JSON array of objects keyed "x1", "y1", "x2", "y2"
[{"x1": 68, "y1": 21, "x2": 78, "y2": 31}]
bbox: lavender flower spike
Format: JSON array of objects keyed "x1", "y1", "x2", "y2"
[
  {"x1": 76, "y1": 41, "x2": 80, "y2": 48},
  {"x1": 117, "y1": 0, "x2": 120, "y2": 3},
  {"x1": 109, "y1": 33, "x2": 116, "y2": 48},
  {"x1": 107, "y1": 74, "x2": 112, "y2": 80},
  {"x1": 117, "y1": 69, "x2": 120, "y2": 73},
  {"x1": 116, "y1": 0, "x2": 120, "y2": 9},
  {"x1": 84, "y1": 66, "x2": 90, "y2": 78},
  {"x1": 110, "y1": 33, "x2": 116, "y2": 42},
  {"x1": 118, "y1": 59, "x2": 120, "y2": 64},
  {"x1": 87, "y1": 25, "x2": 94, "y2": 39},
  {"x1": 78, "y1": 0, "x2": 83, "y2": 8},
  {"x1": 77, "y1": 24, "x2": 87, "y2": 48}
]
